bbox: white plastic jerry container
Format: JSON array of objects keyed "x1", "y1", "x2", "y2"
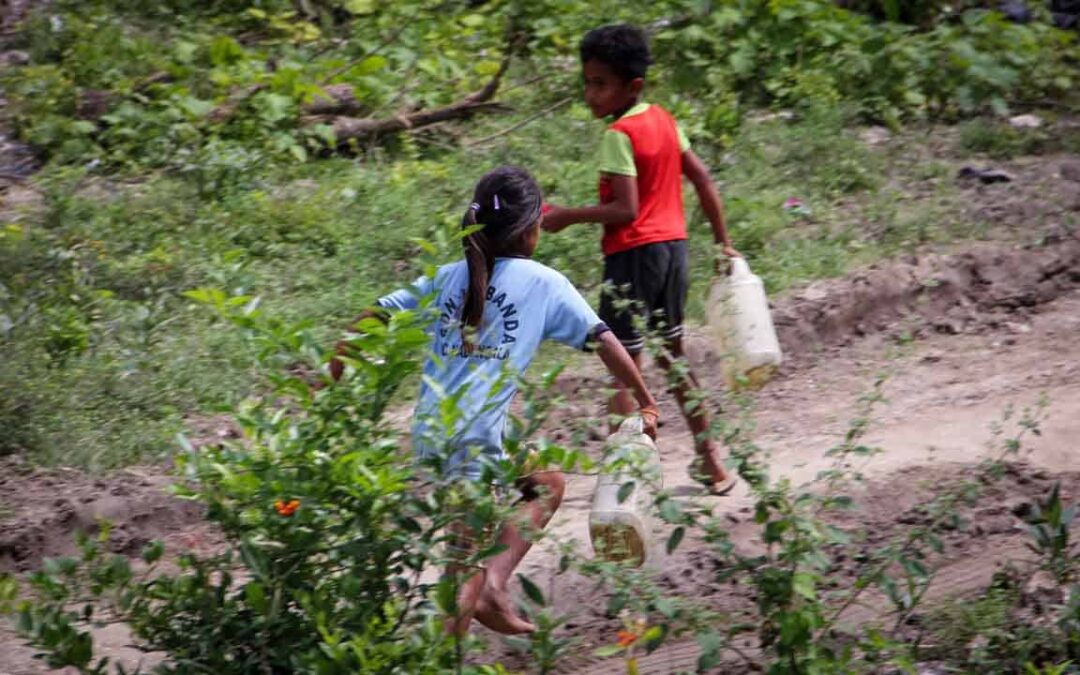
[
  {"x1": 706, "y1": 257, "x2": 783, "y2": 391},
  {"x1": 588, "y1": 417, "x2": 663, "y2": 567}
]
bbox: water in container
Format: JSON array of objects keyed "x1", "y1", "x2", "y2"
[
  {"x1": 706, "y1": 257, "x2": 783, "y2": 391},
  {"x1": 588, "y1": 417, "x2": 663, "y2": 567}
]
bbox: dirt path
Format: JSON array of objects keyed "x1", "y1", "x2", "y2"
[
  {"x1": 475, "y1": 234, "x2": 1080, "y2": 672},
  {"x1": 3, "y1": 233, "x2": 1080, "y2": 672}
]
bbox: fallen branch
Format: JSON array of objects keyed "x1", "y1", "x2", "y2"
[
  {"x1": 312, "y1": 101, "x2": 511, "y2": 143},
  {"x1": 308, "y1": 50, "x2": 514, "y2": 144},
  {"x1": 465, "y1": 95, "x2": 572, "y2": 147}
]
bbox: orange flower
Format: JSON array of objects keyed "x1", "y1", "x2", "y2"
[
  {"x1": 274, "y1": 499, "x2": 300, "y2": 517},
  {"x1": 617, "y1": 630, "x2": 638, "y2": 648}
]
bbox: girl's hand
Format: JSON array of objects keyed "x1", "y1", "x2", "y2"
[
  {"x1": 329, "y1": 353, "x2": 345, "y2": 382},
  {"x1": 640, "y1": 406, "x2": 659, "y2": 439}
]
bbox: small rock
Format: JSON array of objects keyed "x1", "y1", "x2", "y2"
[
  {"x1": 1009, "y1": 113, "x2": 1043, "y2": 129},
  {"x1": 747, "y1": 110, "x2": 797, "y2": 124},
  {"x1": 1004, "y1": 321, "x2": 1032, "y2": 334},
  {"x1": 1006, "y1": 496, "x2": 1032, "y2": 518},
  {"x1": 859, "y1": 126, "x2": 892, "y2": 146},
  {"x1": 1060, "y1": 161, "x2": 1080, "y2": 183},
  {"x1": 958, "y1": 166, "x2": 1015, "y2": 184},
  {"x1": 933, "y1": 319, "x2": 962, "y2": 335},
  {"x1": 967, "y1": 634, "x2": 990, "y2": 655},
  {"x1": 920, "y1": 351, "x2": 944, "y2": 364},
  {"x1": 0, "y1": 50, "x2": 29, "y2": 67},
  {"x1": 1024, "y1": 569, "x2": 1064, "y2": 602}
]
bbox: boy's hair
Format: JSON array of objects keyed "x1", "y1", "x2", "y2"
[
  {"x1": 460, "y1": 166, "x2": 542, "y2": 338},
  {"x1": 579, "y1": 24, "x2": 652, "y2": 82}
]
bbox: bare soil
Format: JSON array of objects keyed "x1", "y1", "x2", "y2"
[{"x1": 2, "y1": 161, "x2": 1080, "y2": 672}]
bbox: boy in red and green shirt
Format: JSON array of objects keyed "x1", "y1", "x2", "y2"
[{"x1": 543, "y1": 23, "x2": 738, "y2": 494}]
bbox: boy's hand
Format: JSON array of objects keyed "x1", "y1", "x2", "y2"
[
  {"x1": 541, "y1": 205, "x2": 571, "y2": 233},
  {"x1": 714, "y1": 245, "x2": 740, "y2": 275}
]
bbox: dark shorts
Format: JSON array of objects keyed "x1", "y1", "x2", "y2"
[{"x1": 598, "y1": 239, "x2": 689, "y2": 354}]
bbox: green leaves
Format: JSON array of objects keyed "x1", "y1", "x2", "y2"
[
  {"x1": 518, "y1": 574, "x2": 545, "y2": 607},
  {"x1": 344, "y1": 0, "x2": 376, "y2": 15},
  {"x1": 666, "y1": 526, "x2": 685, "y2": 555}
]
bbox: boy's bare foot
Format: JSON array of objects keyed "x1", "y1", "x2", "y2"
[
  {"x1": 690, "y1": 441, "x2": 738, "y2": 496},
  {"x1": 474, "y1": 585, "x2": 535, "y2": 635}
]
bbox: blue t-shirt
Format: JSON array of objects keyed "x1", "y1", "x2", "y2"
[{"x1": 377, "y1": 258, "x2": 602, "y2": 477}]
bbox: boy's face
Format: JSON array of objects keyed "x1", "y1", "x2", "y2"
[{"x1": 582, "y1": 60, "x2": 643, "y2": 119}]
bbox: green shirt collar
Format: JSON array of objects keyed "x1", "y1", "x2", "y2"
[{"x1": 610, "y1": 102, "x2": 650, "y2": 121}]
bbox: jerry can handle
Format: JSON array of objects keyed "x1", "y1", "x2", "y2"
[{"x1": 619, "y1": 415, "x2": 644, "y2": 435}]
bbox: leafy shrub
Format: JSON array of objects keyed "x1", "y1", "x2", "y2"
[
  {"x1": 657, "y1": 1, "x2": 1077, "y2": 127},
  {"x1": 8, "y1": 279, "x2": 602, "y2": 672}
]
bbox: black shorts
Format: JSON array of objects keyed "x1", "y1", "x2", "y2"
[{"x1": 598, "y1": 240, "x2": 689, "y2": 354}]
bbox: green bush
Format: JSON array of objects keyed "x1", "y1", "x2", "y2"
[{"x1": 9, "y1": 284, "x2": 598, "y2": 673}]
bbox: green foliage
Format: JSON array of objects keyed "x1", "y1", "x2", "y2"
[
  {"x1": 13, "y1": 284, "x2": 591, "y2": 673},
  {"x1": 2, "y1": 1, "x2": 1076, "y2": 172},
  {"x1": 958, "y1": 118, "x2": 1080, "y2": 159},
  {"x1": 657, "y1": 1, "x2": 1076, "y2": 129},
  {"x1": 1026, "y1": 482, "x2": 1078, "y2": 585}
]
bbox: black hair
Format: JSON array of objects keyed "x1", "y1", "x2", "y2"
[
  {"x1": 460, "y1": 166, "x2": 543, "y2": 341},
  {"x1": 579, "y1": 24, "x2": 652, "y2": 82}
]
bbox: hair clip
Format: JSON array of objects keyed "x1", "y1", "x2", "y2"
[{"x1": 493, "y1": 194, "x2": 500, "y2": 210}]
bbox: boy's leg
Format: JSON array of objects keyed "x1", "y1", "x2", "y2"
[
  {"x1": 474, "y1": 470, "x2": 566, "y2": 634},
  {"x1": 599, "y1": 246, "x2": 650, "y2": 430},
  {"x1": 652, "y1": 241, "x2": 732, "y2": 489},
  {"x1": 655, "y1": 336, "x2": 732, "y2": 487}
]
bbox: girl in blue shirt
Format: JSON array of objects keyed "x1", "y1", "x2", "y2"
[{"x1": 333, "y1": 166, "x2": 658, "y2": 636}]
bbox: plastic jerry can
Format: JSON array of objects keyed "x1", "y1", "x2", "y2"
[
  {"x1": 706, "y1": 257, "x2": 783, "y2": 391},
  {"x1": 588, "y1": 417, "x2": 663, "y2": 567}
]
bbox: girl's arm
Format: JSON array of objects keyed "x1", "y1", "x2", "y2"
[
  {"x1": 595, "y1": 331, "x2": 659, "y2": 438},
  {"x1": 329, "y1": 308, "x2": 388, "y2": 381},
  {"x1": 542, "y1": 174, "x2": 638, "y2": 233},
  {"x1": 682, "y1": 150, "x2": 738, "y2": 261}
]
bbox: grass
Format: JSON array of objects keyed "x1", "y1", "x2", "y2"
[
  {"x1": 1, "y1": 96, "x2": 1052, "y2": 469},
  {"x1": 959, "y1": 116, "x2": 1080, "y2": 160}
]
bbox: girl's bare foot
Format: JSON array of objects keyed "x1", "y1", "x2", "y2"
[
  {"x1": 473, "y1": 585, "x2": 535, "y2": 635},
  {"x1": 446, "y1": 569, "x2": 485, "y2": 636}
]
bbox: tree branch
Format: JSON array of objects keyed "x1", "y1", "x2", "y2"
[
  {"x1": 309, "y1": 48, "x2": 515, "y2": 144},
  {"x1": 465, "y1": 95, "x2": 572, "y2": 147}
]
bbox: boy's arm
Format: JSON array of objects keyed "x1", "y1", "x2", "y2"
[
  {"x1": 682, "y1": 149, "x2": 738, "y2": 260},
  {"x1": 542, "y1": 173, "x2": 638, "y2": 233},
  {"x1": 595, "y1": 331, "x2": 659, "y2": 438}
]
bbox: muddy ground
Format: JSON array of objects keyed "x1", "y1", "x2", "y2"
[{"x1": 1, "y1": 158, "x2": 1079, "y2": 672}]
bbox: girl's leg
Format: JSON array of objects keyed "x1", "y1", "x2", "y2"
[
  {"x1": 445, "y1": 521, "x2": 485, "y2": 636},
  {"x1": 474, "y1": 470, "x2": 566, "y2": 634},
  {"x1": 656, "y1": 336, "x2": 732, "y2": 487}
]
